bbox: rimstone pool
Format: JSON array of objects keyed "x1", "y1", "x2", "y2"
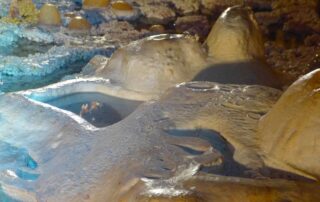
[
  {"x1": 44, "y1": 92, "x2": 142, "y2": 127},
  {"x1": 0, "y1": 0, "x2": 320, "y2": 201}
]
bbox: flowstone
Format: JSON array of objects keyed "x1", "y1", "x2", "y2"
[
  {"x1": 0, "y1": 80, "x2": 319, "y2": 201},
  {"x1": 0, "y1": 2, "x2": 318, "y2": 201}
]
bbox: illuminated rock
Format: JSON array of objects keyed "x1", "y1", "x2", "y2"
[
  {"x1": 111, "y1": 1, "x2": 138, "y2": 20},
  {"x1": 83, "y1": 0, "x2": 110, "y2": 9},
  {"x1": 111, "y1": 1, "x2": 133, "y2": 11},
  {"x1": 200, "y1": 5, "x2": 280, "y2": 89},
  {"x1": 258, "y1": 69, "x2": 320, "y2": 180},
  {"x1": 149, "y1": 24, "x2": 166, "y2": 33},
  {"x1": 205, "y1": 6, "x2": 264, "y2": 62},
  {"x1": 38, "y1": 3, "x2": 61, "y2": 26},
  {"x1": 68, "y1": 16, "x2": 92, "y2": 31},
  {"x1": 92, "y1": 34, "x2": 207, "y2": 96}
]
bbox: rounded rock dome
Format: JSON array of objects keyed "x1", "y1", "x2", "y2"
[{"x1": 38, "y1": 3, "x2": 61, "y2": 26}]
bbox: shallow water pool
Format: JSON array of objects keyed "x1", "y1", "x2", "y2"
[{"x1": 46, "y1": 93, "x2": 142, "y2": 127}]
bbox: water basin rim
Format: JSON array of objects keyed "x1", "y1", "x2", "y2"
[{"x1": 18, "y1": 77, "x2": 152, "y2": 102}]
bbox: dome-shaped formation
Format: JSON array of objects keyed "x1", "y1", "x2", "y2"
[
  {"x1": 111, "y1": 1, "x2": 133, "y2": 10},
  {"x1": 111, "y1": 1, "x2": 136, "y2": 19},
  {"x1": 83, "y1": 0, "x2": 110, "y2": 9},
  {"x1": 149, "y1": 24, "x2": 166, "y2": 33},
  {"x1": 92, "y1": 34, "x2": 207, "y2": 95},
  {"x1": 68, "y1": 16, "x2": 92, "y2": 30},
  {"x1": 205, "y1": 5, "x2": 264, "y2": 62},
  {"x1": 38, "y1": 3, "x2": 61, "y2": 26}
]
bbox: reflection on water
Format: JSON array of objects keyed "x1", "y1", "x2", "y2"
[
  {"x1": 0, "y1": 60, "x2": 87, "y2": 92},
  {"x1": 46, "y1": 93, "x2": 142, "y2": 127}
]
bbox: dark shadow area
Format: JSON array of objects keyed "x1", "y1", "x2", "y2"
[
  {"x1": 193, "y1": 61, "x2": 282, "y2": 89},
  {"x1": 165, "y1": 128, "x2": 314, "y2": 182}
]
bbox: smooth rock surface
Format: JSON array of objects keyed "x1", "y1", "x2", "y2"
[
  {"x1": 258, "y1": 69, "x2": 320, "y2": 180},
  {"x1": 92, "y1": 34, "x2": 207, "y2": 96}
]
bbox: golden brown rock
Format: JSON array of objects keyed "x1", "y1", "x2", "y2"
[
  {"x1": 38, "y1": 3, "x2": 61, "y2": 26},
  {"x1": 68, "y1": 16, "x2": 92, "y2": 30},
  {"x1": 111, "y1": 1, "x2": 135, "y2": 19},
  {"x1": 149, "y1": 24, "x2": 166, "y2": 33},
  {"x1": 111, "y1": 1, "x2": 133, "y2": 11},
  {"x1": 258, "y1": 69, "x2": 320, "y2": 180},
  {"x1": 83, "y1": 0, "x2": 110, "y2": 9},
  {"x1": 205, "y1": 5, "x2": 264, "y2": 61}
]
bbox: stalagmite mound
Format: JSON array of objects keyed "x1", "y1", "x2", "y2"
[
  {"x1": 38, "y1": 3, "x2": 61, "y2": 26},
  {"x1": 205, "y1": 6, "x2": 264, "y2": 61},
  {"x1": 68, "y1": 16, "x2": 92, "y2": 31},
  {"x1": 197, "y1": 5, "x2": 281, "y2": 89}
]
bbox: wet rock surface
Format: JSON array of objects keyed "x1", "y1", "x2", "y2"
[
  {"x1": 3, "y1": 80, "x2": 318, "y2": 201},
  {"x1": 0, "y1": 0, "x2": 319, "y2": 201}
]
